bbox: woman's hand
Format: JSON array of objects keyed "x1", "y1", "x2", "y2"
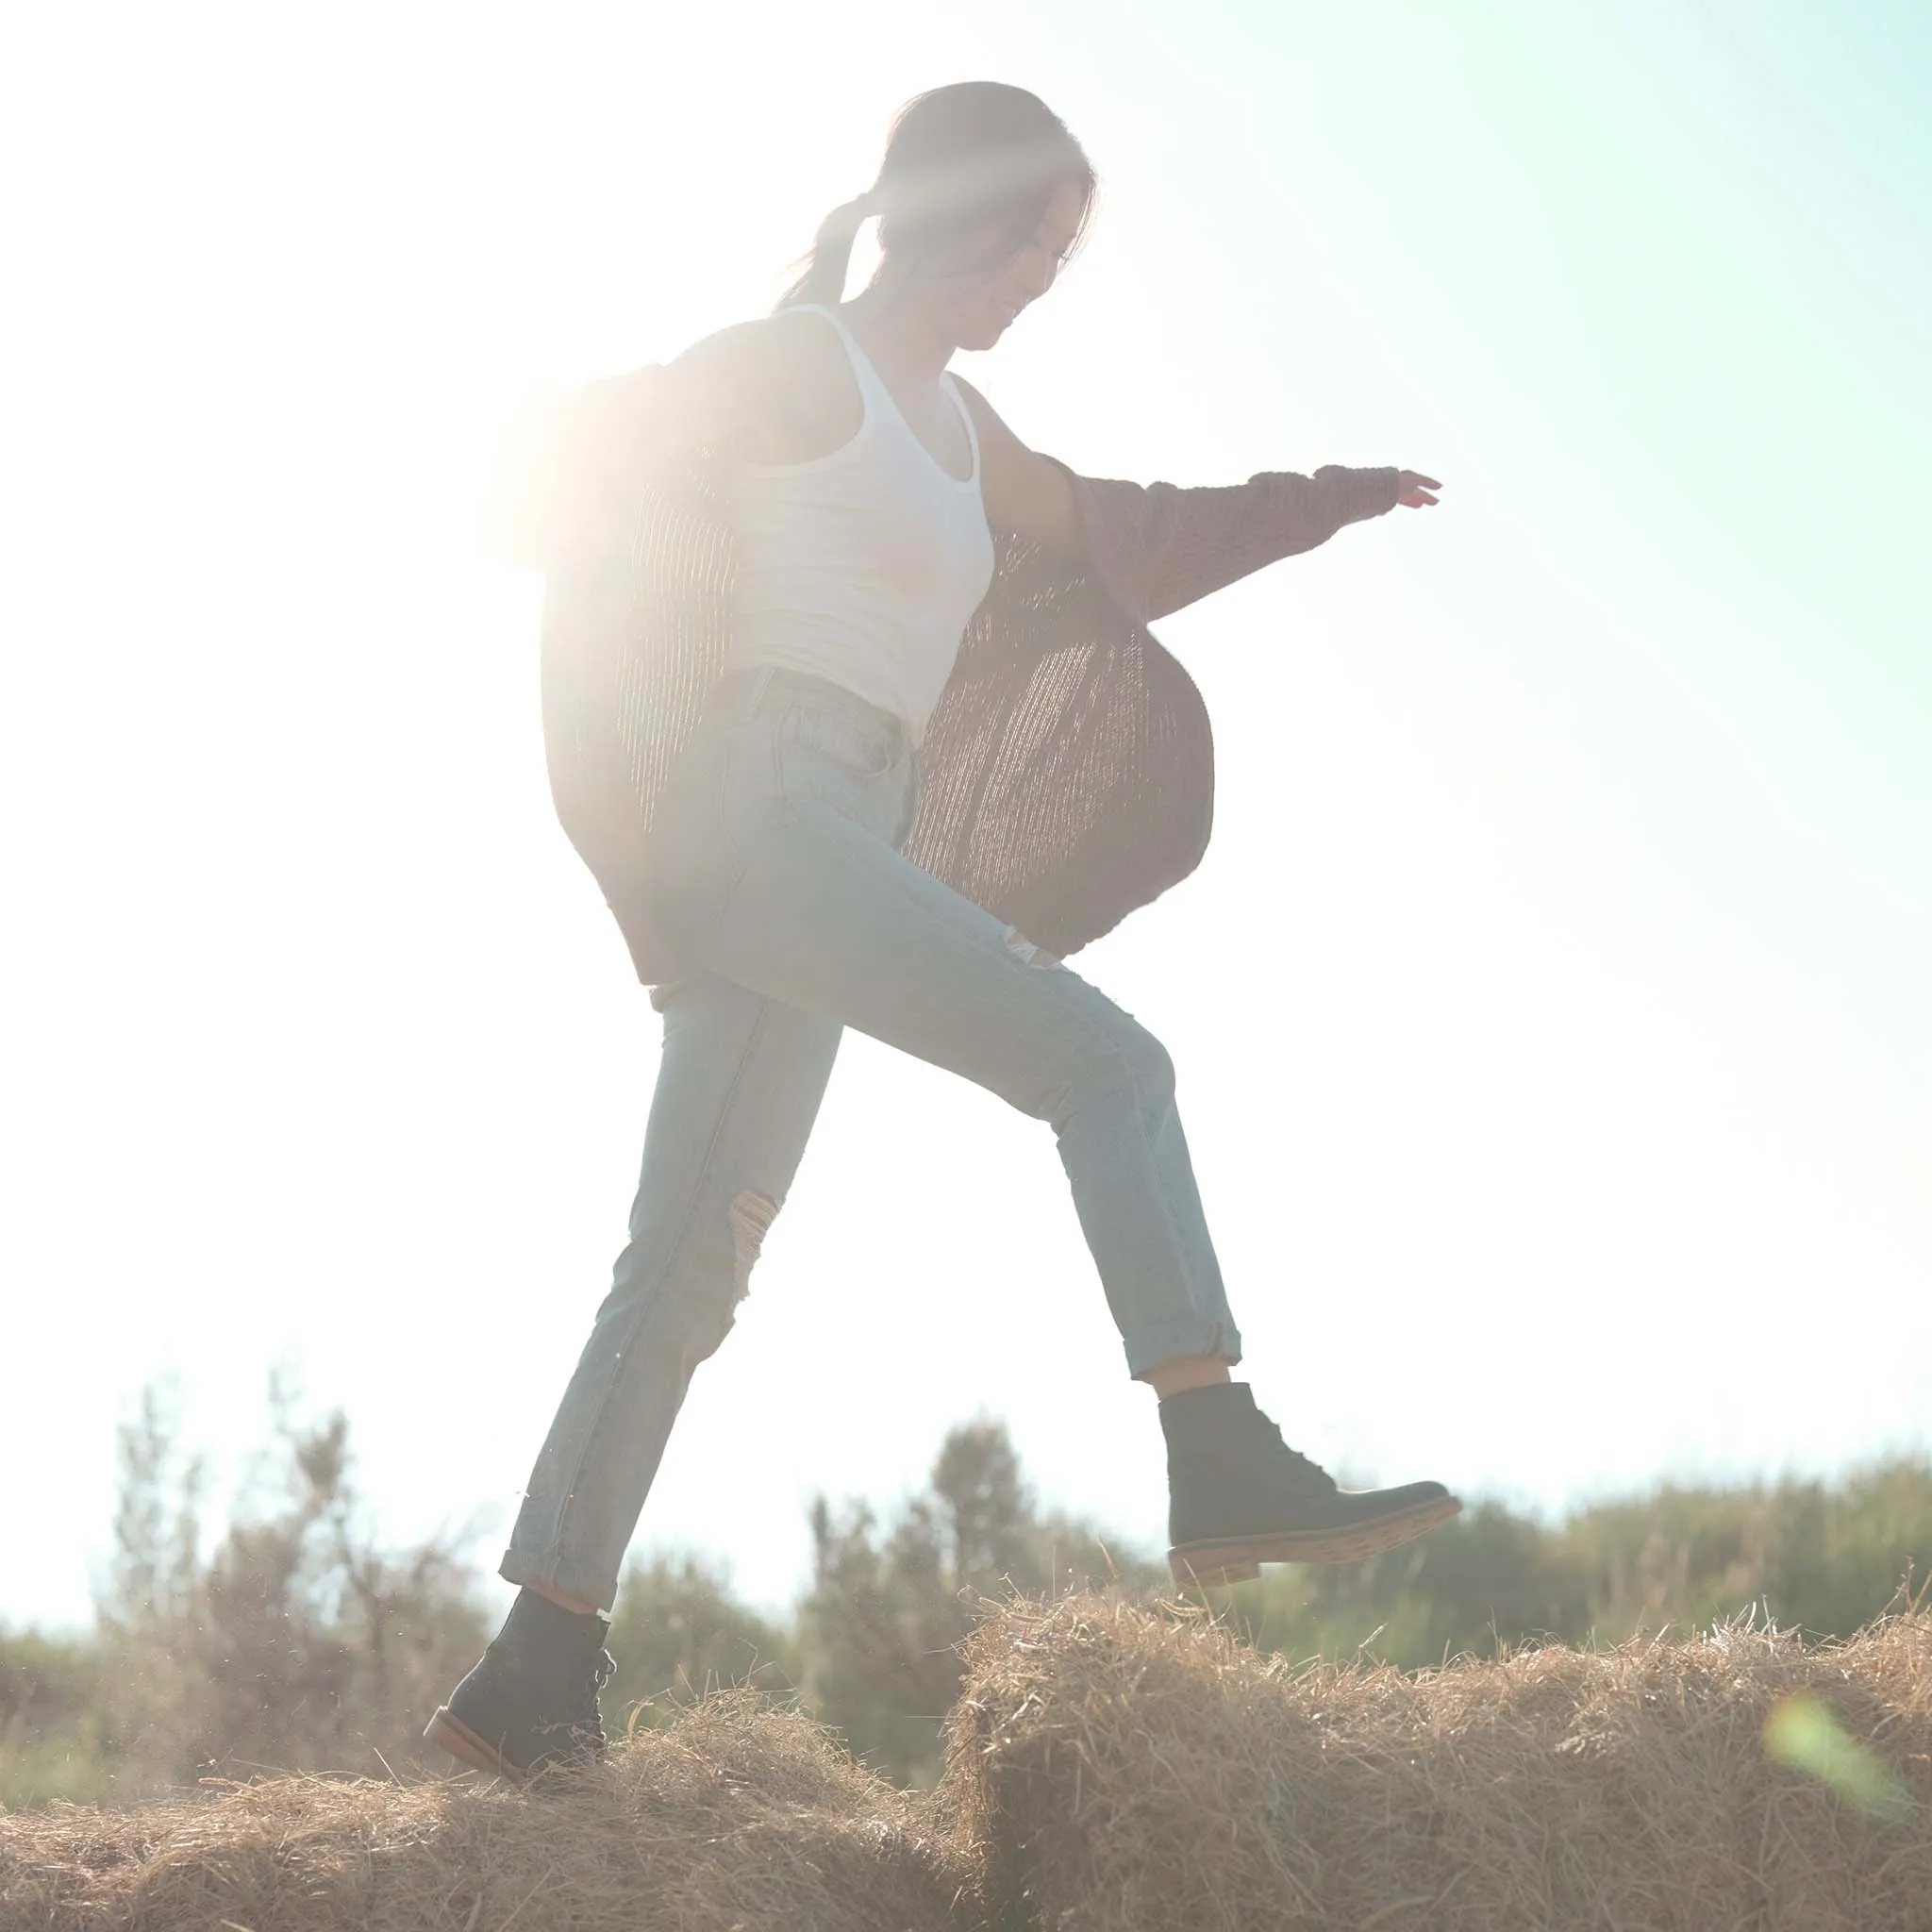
[{"x1": 1396, "y1": 471, "x2": 1442, "y2": 508}]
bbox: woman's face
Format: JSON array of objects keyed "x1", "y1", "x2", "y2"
[{"x1": 941, "y1": 176, "x2": 1090, "y2": 351}]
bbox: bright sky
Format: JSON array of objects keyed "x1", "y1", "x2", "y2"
[{"x1": 5, "y1": 1, "x2": 1929, "y2": 1638}]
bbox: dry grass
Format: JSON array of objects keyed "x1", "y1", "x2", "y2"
[
  {"x1": 0, "y1": 1692, "x2": 974, "y2": 1932},
  {"x1": 6, "y1": 1593, "x2": 1928, "y2": 1932},
  {"x1": 944, "y1": 1591, "x2": 1932, "y2": 1931}
]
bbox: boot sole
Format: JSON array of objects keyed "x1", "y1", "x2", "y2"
[
  {"x1": 1168, "y1": 1494, "x2": 1463, "y2": 1589},
  {"x1": 424, "y1": 1706, "x2": 535, "y2": 1783}
]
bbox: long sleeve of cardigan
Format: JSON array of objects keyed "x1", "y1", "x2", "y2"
[{"x1": 1059, "y1": 461, "x2": 1403, "y2": 625}]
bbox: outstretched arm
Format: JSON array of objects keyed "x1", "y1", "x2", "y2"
[
  {"x1": 1068, "y1": 465, "x2": 1405, "y2": 623},
  {"x1": 952, "y1": 375, "x2": 1441, "y2": 621}
]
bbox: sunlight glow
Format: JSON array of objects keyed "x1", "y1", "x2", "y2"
[{"x1": 5, "y1": 1, "x2": 1928, "y2": 1634}]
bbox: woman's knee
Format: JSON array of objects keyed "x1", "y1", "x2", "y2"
[
  {"x1": 603, "y1": 1187, "x2": 785, "y2": 1367},
  {"x1": 1048, "y1": 1008, "x2": 1175, "y2": 1124}
]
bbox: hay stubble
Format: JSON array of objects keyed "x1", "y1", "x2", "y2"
[{"x1": 5, "y1": 1594, "x2": 1928, "y2": 1930}]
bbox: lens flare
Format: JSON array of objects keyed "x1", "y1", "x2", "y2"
[{"x1": 1762, "y1": 1691, "x2": 1913, "y2": 1824}]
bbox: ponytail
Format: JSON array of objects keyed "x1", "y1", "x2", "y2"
[
  {"x1": 771, "y1": 85, "x2": 1097, "y2": 313},
  {"x1": 775, "y1": 192, "x2": 877, "y2": 309}
]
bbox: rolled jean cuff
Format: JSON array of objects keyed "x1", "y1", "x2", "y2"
[
  {"x1": 498, "y1": 1542, "x2": 620, "y2": 1620},
  {"x1": 1124, "y1": 1314, "x2": 1243, "y2": 1381}
]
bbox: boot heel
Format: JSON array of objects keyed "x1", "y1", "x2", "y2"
[{"x1": 425, "y1": 1707, "x2": 527, "y2": 1780}]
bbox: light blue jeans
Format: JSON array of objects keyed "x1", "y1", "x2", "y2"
[{"x1": 501, "y1": 666, "x2": 1242, "y2": 1611}]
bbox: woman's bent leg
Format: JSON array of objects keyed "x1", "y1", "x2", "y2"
[
  {"x1": 499, "y1": 972, "x2": 841, "y2": 1614},
  {"x1": 692, "y1": 769, "x2": 1242, "y2": 1379}
]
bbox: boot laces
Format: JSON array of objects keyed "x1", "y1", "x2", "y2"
[
  {"x1": 540, "y1": 1646, "x2": 616, "y2": 1750},
  {"x1": 584, "y1": 1648, "x2": 617, "y2": 1748},
  {"x1": 1250, "y1": 1408, "x2": 1339, "y2": 1493}
]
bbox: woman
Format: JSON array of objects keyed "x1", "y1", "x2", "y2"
[{"x1": 429, "y1": 81, "x2": 1456, "y2": 1781}]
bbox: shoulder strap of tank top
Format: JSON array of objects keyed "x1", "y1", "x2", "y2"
[
  {"x1": 791, "y1": 303, "x2": 978, "y2": 485},
  {"x1": 942, "y1": 374, "x2": 981, "y2": 485},
  {"x1": 791, "y1": 302, "x2": 887, "y2": 406}
]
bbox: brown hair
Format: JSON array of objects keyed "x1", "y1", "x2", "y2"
[{"x1": 776, "y1": 82, "x2": 1097, "y2": 311}]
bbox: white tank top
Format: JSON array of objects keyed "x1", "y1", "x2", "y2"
[{"x1": 727, "y1": 303, "x2": 996, "y2": 746}]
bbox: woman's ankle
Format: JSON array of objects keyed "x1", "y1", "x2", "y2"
[
  {"x1": 1144, "y1": 1354, "x2": 1235, "y2": 1401},
  {"x1": 525, "y1": 1580, "x2": 601, "y2": 1618}
]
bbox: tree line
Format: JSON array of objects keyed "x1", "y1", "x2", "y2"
[{"x1": 1, "y1": 1374, "x2": 1924, "y2": 1805}]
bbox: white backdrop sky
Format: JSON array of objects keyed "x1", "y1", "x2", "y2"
[{"x1": 4, "y1": 0, "x2": 1928, "y2": 1636}]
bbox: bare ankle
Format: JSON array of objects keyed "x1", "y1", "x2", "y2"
[
  {"x1": 527, "y1": 1580, "x2": 600, "y2": 1618},
  {"x1": 1144, "y1": 1355, "x2": 1234, "y2": 1401}
]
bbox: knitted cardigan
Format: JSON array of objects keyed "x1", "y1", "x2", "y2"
[{"x1": 528, "y1": 364, "x2": 1401, "y2": 987}]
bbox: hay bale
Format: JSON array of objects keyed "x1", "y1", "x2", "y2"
[
  {"x1": 941, "y1": 1591, "x2": 1932, "y2": 1931},
  {"x1": 0, "y1": 1690, "x2": 975, "y2": 1932}
]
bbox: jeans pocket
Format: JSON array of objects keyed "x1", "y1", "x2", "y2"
[{"x1": 778, "y1": 702, "x2": 902, "y2": 790}]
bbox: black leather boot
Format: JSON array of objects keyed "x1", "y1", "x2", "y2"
[
  {"x1": 425, "y1": 1588, "x2": 618, "y2": 1781},
  {"x1": 1161, "y1": 1382, "x2": 1461, "y2": 1587}
]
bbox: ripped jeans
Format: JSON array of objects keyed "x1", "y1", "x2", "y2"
[{"x1": 500, "y1": 666, "x2": 1242, "y2": 1612}]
